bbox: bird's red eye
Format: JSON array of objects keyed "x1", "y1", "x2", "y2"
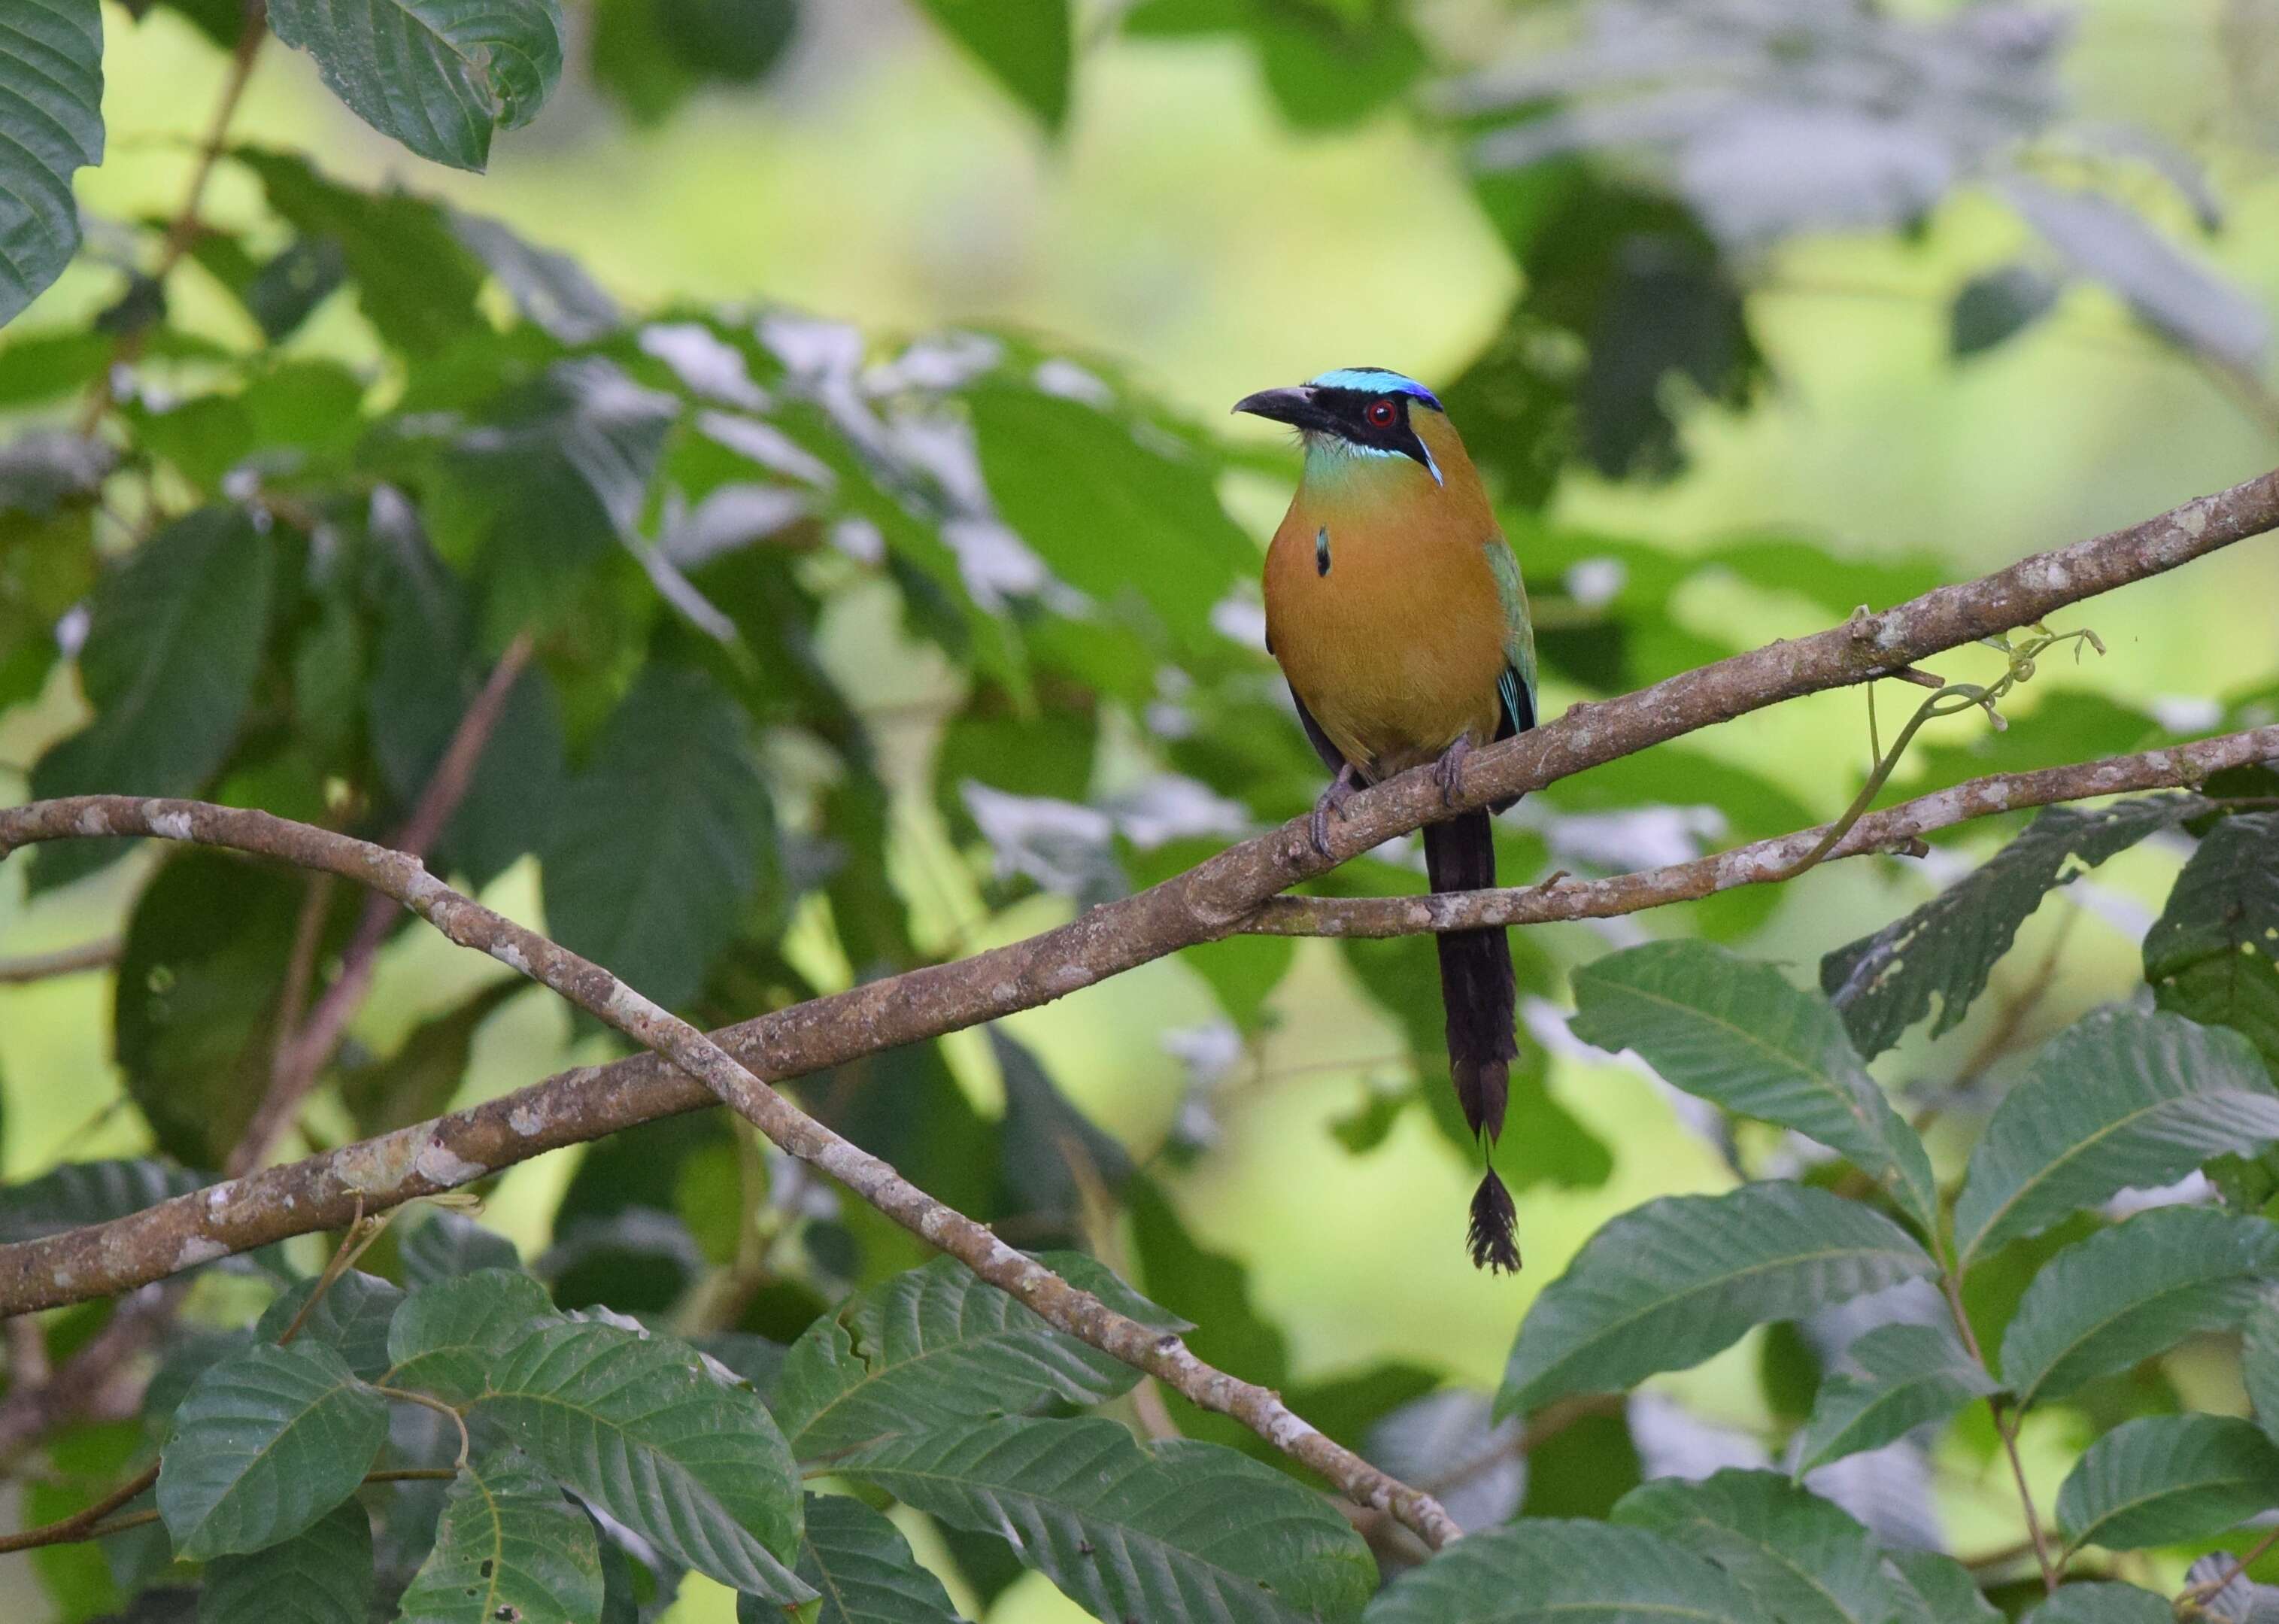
[{"x1": 1365, "y1": 398, "x2": 1397, "y2": 427}]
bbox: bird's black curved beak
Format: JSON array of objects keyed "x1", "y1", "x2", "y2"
[{"x1": 1232, "y1": 385, "x2": 1337, "y2": 435}]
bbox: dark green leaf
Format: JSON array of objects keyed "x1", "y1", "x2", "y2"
[
  {"x1": 2055, "y1": 1414, "x2": 2279, "y2": 1552},
  {"x1": 30, "y1": 508, "x2": 273, "y2": 892},
  {"x1": 338, "y1": 979, "x2": 524, "y2": 1136},
  {"x1": 842, "y1": 1417, "x2": 1374, "y2": 1624},
  {"x1": 255, "y1": 1270, "x2": 405, "y2": 1381},
  {"x1": 0, "y1": 0, "x2": 104, "y2": 325},
  {"x1": 1823, "y1": 797, "x2": 2204, "y2": 1058},
  {"x1": 1612, "y1": 1469, "x2": 1907, "y2": 1624},
  {"x1": 1886, "y1": 1549, "x2": 2002, "y2": 1624},
  {"x1": 1362, "y1": 1517, "x2": 1756, "y2": 1622},
  {"x1": 542, "y1": 664, "x2": 774, "y2": 1009},
  {"x1": 1952, "y1": 264, "x2": 2063, "y2": 358},
  {"x1": 1998, "y1": 1207, "x2": 2279, "y2": 1410},
  {"x1": 769, "y1": 1253, "x2": 1165, "y2": 1460},
  {"x1": 399, "y1": 1211, "x2": 523, "y2": 1285},
  {"x1": 1498, "y1": 1183, "x2": 1937, "y2": 1416},
  {"x1": 588, "y1": 0, "x2": 797, "y2": 124},
  {"x1": 757, "y1": 1493, "x2": 967, "y2": 1624},
  {"x1": 265, "y1": 0, "x2": 563, "y2": 170},
  {"x1": 992, "y1": 1028, "x2": 1133, "y2": 1237},
  {"x1": 451, "y1": 208, "x2": 621, "y2": 341},
  {"x1": 241, "y1": 238, "x2": 347, "y2": 343},
  {"x1": 1569, "y1": 941, "x2": 1935, "y2": 1230},
  {"x1": 0, "y1": 1159, "x2": 204, "y2": 1244},
  {"x1": 396, "y1": 1449, "x2": 605, "y2": 1624},
  {"x1": 2146, "y1": 811, "x2": 2279, "y2": 1076},
  {"x1": 2023, "y1": 1586, "x2": 2171, "y2": 1624},
  {"x1": 472, "y1": 1318, "x2": 809, "y2": 1602},
  {"x1": 913, "y1": 0, "x2": 1070, "y2": 129},
  {"x1": 2245, "y1": 1293, "x2": 2279, "y2": 1447},
  {"x1": 1791, "y1": 1322, "x2": 1996, "y2": 1475},
  {"x1": 386, "y1": 1268, "x2": 558, "y2": 1404},
  {"x1": 196, "y1": 1500, "x2": 371, "y2": 1624},
  {"x1": 156, "y1": 1341, "x2": 387, "y2": 1561},
  {"x1": 1951, "y1": 1009, "x2": 2279, "y2": 1270}
]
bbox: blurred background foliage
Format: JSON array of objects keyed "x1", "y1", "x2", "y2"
[{"x1": 7, "y1": 0, "x2": 2279, "y2": 1619}]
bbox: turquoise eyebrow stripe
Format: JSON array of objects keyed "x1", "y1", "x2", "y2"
[{"x1": 1306, "y1": 366, "x2": 1443, "y2": 409}]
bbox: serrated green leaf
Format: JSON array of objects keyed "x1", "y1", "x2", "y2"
[
  {"x1": 1885, "y1": 1549, "x2": 2002, "y2": 1623},
  {"x1": 472, "y1": 1318, "x2": 810, "y2": 1602},
  {"x1": 1612, "y1": 1469, "x2": 1905, "y2": 1624},
  {"x1": 1953, "y1": 1009, "x2": 2279, "y2": 1270},
  {"x1": 399, "y1": 1211, "x2": 524, "y2": 1286},
  {"x1": 1361, "y1": 1516, "x2": 1757, "y2": 1622},
  {"x1": 2056, "y1": 1414, "x2": 2279, "y2": 1553},
  {"x1": 1791, "y1": 1322, "x2": 1996, "y2": 1474},
  {"x1": 749, "y1": 1494, "x2": 966, "y2": 1624},
  {"x1": 384, "y1": 1268, "x2": 557, "y2": 1402},
  {"x1": 2146, "y1": 810, "x2": 2279, "y2": 1076},
  {"x1": 2024, "y1": 1586, "x2": 2171, "y2": 1623},
  {"x1": 29, "y1": 508, "x2": 272, "y2": 891},
  {"x1": 769, "y1": 1253, "x2": 1165, "y2": 1462},
  {"x1": 912, "y1": 0, "x2": 1070, "y2": 129},
  {"x1": 1999, "y1": 1207, "x2": 2279, "y2": 1410},
  {"x1": 842, "y1": 1417, "x2": 1373, "y2": 1624},
  {"x1": 0, "y1": 0, "x2": 104, "y2": 325},
  {"x1": 196, "y1": 1499, "x2": 371, "y2": 1624},
  {"x1": 1498, "y1": 1183, "x2": 1937, "y2": 1416},
  {"x1": 1569, "y1": 941, "x2": 1935, "y2": 1230},
  {"x1": 157, "y1": 1341, "x2": 387, "y2": 1561},
  {"x1": 0, "y1": 1159, "x2": 205, "y2": 1243},
  {"x1": 1823, "y1": 798, "x2": 2202, "y2": 1058},
  {"x1": 255, "y1": 1270, "x2": 405, "y2": 1382},
  {"x1": 397, "y1": 1449, "x2": 604, "y2": 1624},
  {"x1": 266, "y1": 0, "x2": 563, "y2": 171},
  {"x1": 542, "y1": 664, "x2": 774, "y2": 1010}
]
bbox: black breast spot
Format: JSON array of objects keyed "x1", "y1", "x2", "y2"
[{"x1": 1315, "y1": 525, "x2": 1331, "y2": 576}]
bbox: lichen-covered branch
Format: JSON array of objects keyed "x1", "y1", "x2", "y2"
[
  {"x1": 0, "y1": 795, "x2": 1462, "y2": 1548},
  {"x1": 1240, "y1": 724, "x2": 2279, "y2": 937}
]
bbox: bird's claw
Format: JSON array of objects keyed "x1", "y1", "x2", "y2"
[
  {"x1": 1309, "y1": 768, "x2": 1360, "y2": 859},
  {"x1": 1434, "y1": 738, "x2": 1473, "y2": 809}
]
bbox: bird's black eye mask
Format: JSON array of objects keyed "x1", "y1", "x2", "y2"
[{"x1": 1232, "y1": 382, "x2": 1445, "y2": 482}]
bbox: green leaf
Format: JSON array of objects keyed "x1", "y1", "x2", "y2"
[
  {"x1": 338, "y1": 979, "x2": 525, "y2": 1136},
  {"x1": 757, "y1": 1494, "x2": 967, "y2": 1624},
  {"x1": 970, "y1": 384, "x2": 1251, "y2": 637},
  {"x1": 1498, "y1": 1182, "x2": 1937, "y2": 1416},
  {"x1": 1790, "y1": 1322, "x2": 1996, "y2": 1475},
  {"x1": 2146, "y1": 810, "x2": 2279, "y2": 1076},
  {"x1": 1569, "y1": 941, "x2": 1935, "y2": 1230},
  {"x1": 541, "y1": 664, "x2": 775, "y2": 1010},
  {"x1": 2024, "y1": 1586, "x2": 2171, "y2": 1624},
  {"x1": 451, "y1": 208, "x2": 621, "y2": 341},
  {"x1": 1952, "y1": 264, "x2": 2063, "y2": 358},
  {"x1": 2055, "y1": 1415, "x2": 2279, "y2": 1553},
  {"x1": 238, "y1": 150, "x2": 487, "y2": 357},
  {"x1": 993, "y1": 1029, "x2": 1134, "y2": 1238},
  {"x1": 769, "y1": 1253, "x2": 1162, "y2": 1461},
  {"x1": 265, "y1": 0, "x2": 563, "y2": 170},
  {"x1": 912, "y1": 0, "x2": 1070, "y2": 129},
  {"x1": 1886, "y1": 1549, "x2": 2002, "y2": 1624},
  {"x1": 1612, "y1": 1469, "x2": 1906, "y2": 1624},
  {"x1": 1361, "y1": 1517, "x2": 1757, "y2": 1622},
  {"x1": 29, "y1": 508, "x2": 273, "y2": 891},
  {"x1": 196, "y1": 1499, "x2": 372, "y2": 1624},
  {"x1": 0, "y1": 1159, "x2": 204, "y2": 1243},
  {"x1": 386, "y1": 1268, "x2": 558, "y2": 1402},
  {"x1": 2244, "y1": 1293, "x2": 2279, "y2": 1446},
  {"x1": 588, "y1": 0, "x2": 797, "y2": 125},
  {"x1": 842, "y1": 1416, "x2": 1374, "y2": 1624},
  {"x1": 399, "y1": 1211, "x2": 523, "y2": 1285},
  {"x1": 0, "y1": 0, "x2": 104, "y2": 325},
  {"x1": 1952, "y1": 1009, "x2": 2279, "y2": 1270},
  {"x1": 1998, "y1": 1206, "x2": 2279, "y2": 1410},
  {"x1": 472, "y1": 1318, "x2": 810, "y2": 1602},
  {"x1": 255, "y1": 1271, "x2": 406, "y2": 1382},
  {"x1": 396, "y1": 1449, "x2": 605, "y2": 1624},
  {"x1": 157, "y1": 1341, "x2": 388, "y2": 1561},
  {"x1": 1822, "y1": 797, "x2": 2203, "y2": 1058}
]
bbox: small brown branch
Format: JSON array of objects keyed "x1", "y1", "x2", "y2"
[
  {"x1": 0, "y1": 797, "x2": 1462, "y2": 1547},
  {"x1": 0, "y1": 1284, "x2": 186, "y2": 1465},
  {"x1": 1941, "y1": 1273, "x2": 2058, "y2": 1593},
  {"x1": 0, "y1": 1462, "x2": 157, "y2": 1553},
  {"x1": 232, "y1": 633, "x2": 534, "y2": 1174},
  {"x1": 0, "y1": 939, "x2": 120, "y2": 984},
  {"x1": 2183, "y1": 1522, "x2": 2279, "y2": 1606},
  {"x1": 1240, "y1": 724, "x2": 2277, "y2": 937}
]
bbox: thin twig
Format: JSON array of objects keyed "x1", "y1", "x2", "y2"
[
  {"x1": 0, "y1": 939, "x2": 120, "y2": 984},
  {"x1": 0, "y1": 1467, "x2": 458, "y2": 1554},
  {"x1": 1942, "y1": 1273, "x2": 2059, "y2": 1592},
  {"x1": 377, "y1": 1387, "x2": 471, "y2": 1471},
  {"x1": 2183, "y1": 1521, "x2": 2279, "y2": 1605}
]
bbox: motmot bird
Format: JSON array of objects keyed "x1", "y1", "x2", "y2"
[{"x1": 1234, "y1": 366, "x2": 1537, "y2": 1274}]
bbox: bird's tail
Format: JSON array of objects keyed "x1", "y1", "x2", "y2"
[{"x1": 1422, "y1": 809, "x2": 1522, "y2": 1274}]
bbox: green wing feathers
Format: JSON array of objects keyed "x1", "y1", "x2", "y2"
[{"x1": 1485, "y1": 539, "x2": 1537, "y2": 733}]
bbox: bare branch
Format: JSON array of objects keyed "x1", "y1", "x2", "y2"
[
  {"x1": 0, "y1": 939, "x2": 120, "y2": 984},
  {"x1": 0, "y1": 797, "x2": 1463, "y2": 1547},
  {"x1": 1240, "y1": 724, "x2": 2279, "y2": 937}
]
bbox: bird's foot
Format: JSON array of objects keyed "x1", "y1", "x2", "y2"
[
  {"x1": 1433, "y1": 737, "x2": 1473, "y2": 809},
  {"x1": 1309, "y1": 766, "x2": 1361, "y2": 859}
]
